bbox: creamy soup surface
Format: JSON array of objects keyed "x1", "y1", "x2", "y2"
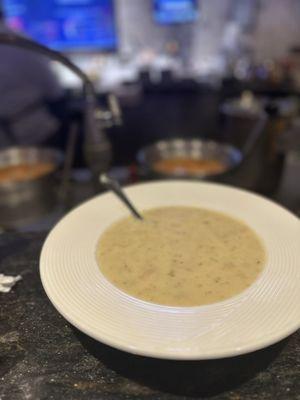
[{"x1": 96, "y1": 207, "x2": 265, "y2": 307}]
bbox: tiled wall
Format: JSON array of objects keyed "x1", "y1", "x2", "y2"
[
  {"x1": 116, "y1": 0, "x2": 231, "y2": 61},
  {"x1": 115, "y1": 0, "x2": 300, "y2": 64},
  {"x1": 253, "y1": 0, "x2": 300, "y2": 61}
]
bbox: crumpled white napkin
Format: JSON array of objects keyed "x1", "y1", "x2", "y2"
[{"x1": 0, "y1": 274, "x2": 22, "y2": 293}]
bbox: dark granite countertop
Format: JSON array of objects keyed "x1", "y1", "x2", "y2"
[{"x1": 0, "y1": 232, "x2": 299, "y2": 400}]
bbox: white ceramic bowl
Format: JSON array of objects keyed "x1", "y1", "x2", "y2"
[{"x1": 40, "y1": 181, "x2": 300, "y2": 360}]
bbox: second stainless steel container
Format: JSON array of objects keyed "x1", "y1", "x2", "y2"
[{"x1": 0, "y1": 147, "x2": 62, "y2": 230}]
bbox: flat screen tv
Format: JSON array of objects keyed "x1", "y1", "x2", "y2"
[
  {"x1": 2, "y1": 0, "x2": 118, "y2": 51},
  {"x1": 153, "y1": 0, "x2": 199, "y2": 24}
]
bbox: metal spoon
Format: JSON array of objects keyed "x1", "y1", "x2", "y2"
[{"x1": 100, "y1": 174, "x2": 143, "y2": 220}]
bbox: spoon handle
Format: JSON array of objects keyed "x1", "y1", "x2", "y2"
[{"x1": 100, "y1": 174, "x2": 143, "y2": 220}]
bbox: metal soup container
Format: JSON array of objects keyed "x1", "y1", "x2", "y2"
[
  {"x1": 137, "y1": 138, "x2": 242, "y2": 181},
  {"x1": 0, "y1": 147, "x2": 62, "y2": 230}
]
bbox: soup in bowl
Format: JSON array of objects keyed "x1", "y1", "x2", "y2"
[{"x1": 97, "y1": 206, "x2": 265, "y2": 307}]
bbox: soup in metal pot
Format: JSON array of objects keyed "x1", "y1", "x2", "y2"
[
  {"x1": 153, "y1": 158, "x2": 226, "y2": 176},
  {"x1": 0, "y1": 162, "x2": 55, "y2": 183}
]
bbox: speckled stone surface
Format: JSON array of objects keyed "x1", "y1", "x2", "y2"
[{"x1": 0, "y1": 232, "x2": 299, "y2": 400}]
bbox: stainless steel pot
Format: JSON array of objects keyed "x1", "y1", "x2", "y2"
[
  {"x1": 0, "y1": 147, "x2": 62, "y2": 229},
  {"x1": 137, "y1": 138, "x2": 242, "y2": 181},
  {"x1": 137, "y1": 136, "x2": 274, "y2": 190}
]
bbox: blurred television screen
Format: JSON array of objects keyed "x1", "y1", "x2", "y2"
[
  {"x1": 153, "y1": 0, "x2": 199, "y2": 24},
  {"x1": 2, "y1": 0, "x2": 118, "y2": 52}
]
